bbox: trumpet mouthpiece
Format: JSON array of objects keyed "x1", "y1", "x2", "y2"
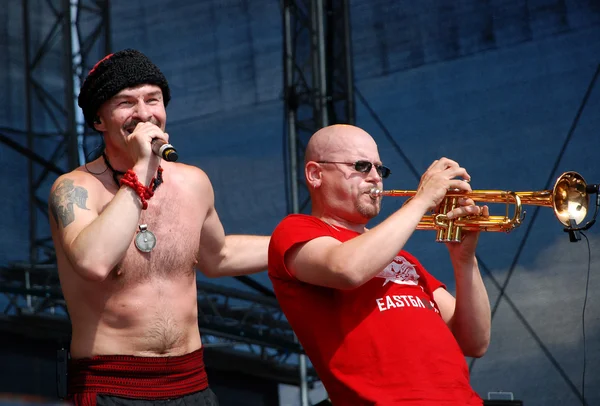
[{"x1": 370, "y1": 188, "x2": 383, "y2": 198}]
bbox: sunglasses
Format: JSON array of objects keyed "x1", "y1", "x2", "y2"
[{"x1": 317, "y1": 160, "x2": 391, "y2": 179}]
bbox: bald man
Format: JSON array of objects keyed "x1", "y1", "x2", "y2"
[{"x1": 268, "y1": 125, "x2": 490, "y2": 405}]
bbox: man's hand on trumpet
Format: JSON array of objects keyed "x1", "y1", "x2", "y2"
[
  {"x1": 413, "y1": 158, "x2": 469, "y2": 215},
  {"x1": 445, "y1": 189, "x2": 490, "y2": 262},
  {"x1": 445, "y1": 197, "x2": 490, "y2": 220},
  {"x1": 411, "y1": 157, "x2": 488, "y2": 221}
]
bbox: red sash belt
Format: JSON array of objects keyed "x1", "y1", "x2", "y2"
[{"x1": 68, "y1": 348, "x2": 208, "y2": 405}]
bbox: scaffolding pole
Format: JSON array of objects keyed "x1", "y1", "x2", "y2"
[{"x1": 283, "y1": 0, "x2": 355, "y2": 403}]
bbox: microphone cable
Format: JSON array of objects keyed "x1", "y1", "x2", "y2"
[{"x1": 579, "y1": 231, "x2": 592, "y2": 405}]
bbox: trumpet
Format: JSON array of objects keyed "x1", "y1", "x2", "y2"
[{"x1": 370, "y1": 171, "x2": 589, "y2": 242}]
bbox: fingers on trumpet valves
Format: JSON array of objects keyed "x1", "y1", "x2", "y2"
[
  {"x1": 447, "y1": 178, "x2": 472, "y2": 193},
  {"x1": 446, "y1": 203, "x2": 486, "y2": 219},
  {"x1": 448, "y1": 178, "x2": 470, "y2": 187}
]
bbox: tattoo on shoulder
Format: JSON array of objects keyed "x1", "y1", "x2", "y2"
[{"x1": 50, "y1": 179, "x2": 90, "y2": 228}]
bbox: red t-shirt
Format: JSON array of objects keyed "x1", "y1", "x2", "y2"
[{"x1": 268, "y1": 214, "x2": 482, "y2": 406}]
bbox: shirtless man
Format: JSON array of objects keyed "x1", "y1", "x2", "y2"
[{"x1": 48, "y1": 49, "x2": 268, "y2": 405}]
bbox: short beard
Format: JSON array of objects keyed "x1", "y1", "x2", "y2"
[{"x1": 356, "y1": 199, "x2": 380, "y2": 219}]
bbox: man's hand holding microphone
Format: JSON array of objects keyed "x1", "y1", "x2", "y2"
[{"x1": 127, "y1": 121, "x2": 178, "y2": 186}]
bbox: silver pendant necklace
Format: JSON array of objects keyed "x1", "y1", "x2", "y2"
[
  {"x1": 135, "y1": 224, "x2": 157, "y2": 252},
  {"x1": 101, "y1": 152, "x2": 163, "y2": 254}
]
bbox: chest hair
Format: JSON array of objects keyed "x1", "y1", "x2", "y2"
[{"x1": 110, "y1": 184, "x2": 202, "y2": 287}]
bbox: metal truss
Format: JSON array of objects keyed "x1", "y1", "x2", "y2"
[
  {"x1": 0, "y1": 0, "x2": 110, "y2": 282},
  {"x1": 0, "y1": 0, "x2": 110, "y2": 333},
  {"x1": 282, "y1": 0, "x2": 354, "y2": 402},
  {"x1": 283, "y1": 0, "x2": 355, "y2": 215}
]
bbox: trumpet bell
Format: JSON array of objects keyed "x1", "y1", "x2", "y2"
[
  {"x1": 553, "y1": 171, "x2": 588, "y2": 226},
  {"x1": 371, "y1": 170, "x2": 590, "y2": 241}
]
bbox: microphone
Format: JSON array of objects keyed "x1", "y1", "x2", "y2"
[{"x1": 152, "y1": 139, "x2": 179, "y2": 162}]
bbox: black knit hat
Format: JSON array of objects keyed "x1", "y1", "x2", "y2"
[{"x1": 78, "y1": 49, "x2": 171, "y2": 129}]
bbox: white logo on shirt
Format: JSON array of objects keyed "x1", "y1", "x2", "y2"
[{"x1": 375, "y1": 255, "x2": 420, "y2": 286}]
